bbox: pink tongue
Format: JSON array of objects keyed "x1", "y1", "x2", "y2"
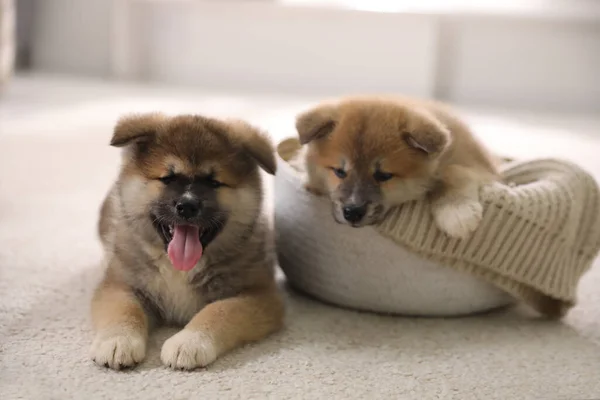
[{"x1": 167, "y1": 225, "x2": 204, "y2": 271}]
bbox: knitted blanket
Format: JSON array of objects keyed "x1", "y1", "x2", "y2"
[{"x1": 278, "y1": 138, "x2": 600, "y2": 318}]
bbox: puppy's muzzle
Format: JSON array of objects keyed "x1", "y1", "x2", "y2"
[{"x1": 342, "y1": 204, "x2": 368, "y2": 224}]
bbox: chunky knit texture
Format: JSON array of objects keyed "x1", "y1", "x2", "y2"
[{"x1": 276, "y1": 138, "x2": 600, "y2": 318}]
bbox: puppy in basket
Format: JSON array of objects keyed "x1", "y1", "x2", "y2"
[
  {"x1": 295, "y1": 95, "x2": 500, "y2": 239},
  {"x1": 90, "y1": 113, "x2": 283, "y2": 370}
]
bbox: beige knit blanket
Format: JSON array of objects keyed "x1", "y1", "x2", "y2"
[{"x1": 280, "y1": 139, "x2": 600, "y2": 318}]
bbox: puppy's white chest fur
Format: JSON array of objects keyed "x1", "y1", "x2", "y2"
[{"x1": 149, "y1": 257, "x2": 206, "y2": 325}]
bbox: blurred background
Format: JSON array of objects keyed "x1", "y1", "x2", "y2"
[
  {"x1": 1, "y1": 0, "x2": 599, "y2": 161},
  {"x1": 6, "y1": 0, "x2": 600, "y2": 107}
]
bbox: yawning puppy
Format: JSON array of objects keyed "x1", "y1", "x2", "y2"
[
  {"x1": 296, "y1": 95, "x2": 500, "y2": 239},
  {"x1": 90, "y1": 113, "x2": 284, "y2": 370}
]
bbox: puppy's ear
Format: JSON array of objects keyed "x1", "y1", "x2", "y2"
[
  {"x1": 295, "y1": 104, "x2": 338, "y2": 145},
  {"x1": 403, "y1": 117, "x2": 451, "y2": 156},
  {"x1": 110, "y1": 113, "x2": 166, "y2": 147},
  {"x1": 228, "y1": 120, "x2": 277, "y2": 175}
]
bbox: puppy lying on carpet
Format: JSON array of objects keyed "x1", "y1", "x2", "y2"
[
  {"x1": 296, "y1": 95, "x2": 500, "y2": 239},
  {"x1": 90, "y1": 113, "x2": 284, "y2": 370}
]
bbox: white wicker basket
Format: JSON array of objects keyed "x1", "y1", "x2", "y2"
[{"x1": 274, "y1": 138, "x2": 513, "y2": 316}]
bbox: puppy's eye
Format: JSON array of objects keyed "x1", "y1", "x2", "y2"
[
  {"x1": 206, "y1": 175, "x2": 224, "y2": 188},
  {"x1": 373, "y1": 171, "x2": 393, "y2": 182},
  {"x1": 330, "y1": 167, "x2": 347, "y2": 179},
  {"x1": 159, "y1": 173, "x2": 176, "y2": 185}
]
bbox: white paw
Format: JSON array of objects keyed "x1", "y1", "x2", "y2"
[
  {"x1": 90, "y1": 329, "x2": 146, "y2": 370},
  {"x1": 433, "y1": 200, "x2": 483, "y2": 239},
  {"x1": 161, "y1": 329, "x2": 217, "y2": 370}
]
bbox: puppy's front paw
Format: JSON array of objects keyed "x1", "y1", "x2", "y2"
[
  {"x1": 90, "y1": 329, "x2": 146, "y2": 370},
  {"x1": 433, "y1": 200, "x2": 483, "y2": 239},
  {"x1": 161, "y1": 329, "x2": 217, "y2": 370}
]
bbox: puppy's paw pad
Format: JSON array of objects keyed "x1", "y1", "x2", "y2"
[
  {"x1": 90, "y1": 329, "x2": 146, "y2": 370},
  {"x1": 434, "y1": 200, "x2": 483, "y2": 239},
  {"x1": 161, "y1": 329, "x2": 217, "y2": 370}
]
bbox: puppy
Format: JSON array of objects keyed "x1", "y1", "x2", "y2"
[
  {"x1": 296, "y1": 95, "x2": 500, "y2": 239},
  {"x1": 90, "y1": 113, "x2": 284, "y2": 371}
]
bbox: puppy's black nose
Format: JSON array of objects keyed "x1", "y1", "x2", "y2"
[
  {"x1": 176, "y1": 199, "x2": 201, "y2": 219},
  {"x1": 342, "y1": 204, "x2": 367, "y2": 224}
]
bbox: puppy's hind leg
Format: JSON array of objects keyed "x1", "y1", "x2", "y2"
[
  {"x1": 429, "y1": 165, "x2": 492, "y2": 239},
  {"x1": 89, "y1": 271, "x2": 149, "y2": 370}
]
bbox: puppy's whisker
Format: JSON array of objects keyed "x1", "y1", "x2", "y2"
[{"x1": 205, "y1": 217, "x2": 224, "y2": 232}]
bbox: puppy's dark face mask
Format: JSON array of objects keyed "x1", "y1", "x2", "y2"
[
  {"x1": 111, "y1": 113, "x2": 276, "y2": 270},
  {"x1": 326, "y1": 165, "x2": 388, "y2": 228},
  {"x1": 150, "y1": 170, "x2": 228, "y2": 271}
]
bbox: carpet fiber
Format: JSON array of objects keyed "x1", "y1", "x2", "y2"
[{"x1": 1, "y1": 76, "x2": 600, "y2": 399}]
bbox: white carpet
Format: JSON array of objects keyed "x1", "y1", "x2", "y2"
[{"x1": 2, "y1": 75, "x2": 600, "y2": 399}]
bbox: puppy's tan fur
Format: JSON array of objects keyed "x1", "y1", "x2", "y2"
[
  {"x1": 296, "y1": 95, "x2": 500, "y2": 238},
  {"x1": 90, "y1": 113, "x2": 284, "y2": 371}
]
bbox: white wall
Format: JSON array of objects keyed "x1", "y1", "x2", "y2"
[
  {"x1": 437, "y1": 17, "x2": 600, "y2": 110},
  {"x1": 29, "y1": 0, "x2": 600, "y2": 111},
  {"x1": 31, "y1": 0, "x2": 112, "y2": 77},
  {"x1": 146, "y1": 2, "x2": 438, "y2": 97}
]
